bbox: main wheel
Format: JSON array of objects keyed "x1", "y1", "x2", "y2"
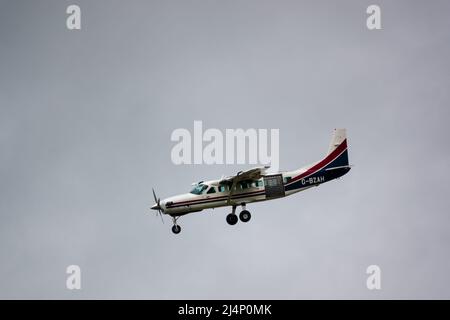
[
  {"x1": 239, "y1": 210, "x2": 251, "y2": 223},
  {"x1": 172, "y1": 225, "x2": 181, "y2": 234},
  {"x1": 226, "y1": 213, "x2": 238, "y2": 225}
]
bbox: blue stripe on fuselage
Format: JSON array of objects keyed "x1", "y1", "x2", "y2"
[{"x1": 285, "y1": 150, "x2": 350, "y2": 192}]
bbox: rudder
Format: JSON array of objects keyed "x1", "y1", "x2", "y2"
[{"x1": 325, "y1": 128, "x2": 349, "y2": 168}]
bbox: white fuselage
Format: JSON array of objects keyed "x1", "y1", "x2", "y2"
[{"x1": 160, "y1": 172, "x2": 306, "y2": 217}]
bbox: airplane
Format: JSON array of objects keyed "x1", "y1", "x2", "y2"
[{"x1": 151, "y1": 129, "x2": 351, "y2": 234}]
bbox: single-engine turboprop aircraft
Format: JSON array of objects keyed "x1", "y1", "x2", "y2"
[{"x1": 151, "y1": 129, "x2": 351, "y2": 234}]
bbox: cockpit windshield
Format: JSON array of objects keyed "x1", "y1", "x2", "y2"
[{"x1": 190, "y1": 184, "x2": 208, "y2": 195}]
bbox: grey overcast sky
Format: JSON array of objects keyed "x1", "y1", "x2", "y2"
[{"x1": 1, "y1": 0, "x2": 450, "y2": 299}]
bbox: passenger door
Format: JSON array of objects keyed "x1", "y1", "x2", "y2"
[{"x1": 263, "y1": 174, "x2": 285, "y2": 199}]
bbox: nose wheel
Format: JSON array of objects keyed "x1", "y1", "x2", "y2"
[
  {"x1": 171, "y1": 224, "x2": 181, "y2": 234},
  {"x1": 171, "y1": 216, "x2": 181, "y2": 234}
]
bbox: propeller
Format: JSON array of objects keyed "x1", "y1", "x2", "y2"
[{"x1": 151, "y1": 188, "x2": 164, "y2": 224}]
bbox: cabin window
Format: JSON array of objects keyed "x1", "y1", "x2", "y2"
[
  {"x1": 218, "y1": 185, "x2": 228, "y2": 192},
  {"x1": 207, "y1": 186, "x2": 216, "y2": 194},
  {"x1": 239, "y1": 181, "x2": 250, "y2": 189},
  {"x1": 255, "y1": 180, "x2": 264, "y2": 187},
  {"x1": 283, "y1": 177, "x2": 292, "y2": 184},
  {"x1": 266, "y1": 177, "x2": 279, "y2": 187},
  {"x1": 190, "y1": 184, "x2": 208, "y2": 195}
]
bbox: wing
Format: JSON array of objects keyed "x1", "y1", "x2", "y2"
[
  {"x1": 219, "y1": 166, "x2": 270, "y2": 184},
  {"x1": 219, "y1": 166, "x2": 270, "y2": 205}
]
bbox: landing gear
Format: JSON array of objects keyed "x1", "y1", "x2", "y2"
[
  {"x1": 171, "y1": 225, "x2": 181, "y2": 234},
  {"x1": 226, "y1": 204, "x2": 252, "y2": 225},
  {"x1": 226, "y1": 205, "x2": 238, "y2": 225},
  {"x1": 239, "y1": 210, "x2": 251, "y2": 223},
  {"x1": 226, "y1": 213, "x2": 238, "y2": 225},
  {"x1": 171, "y1": 216, "x2": 181, "y2": 234}
]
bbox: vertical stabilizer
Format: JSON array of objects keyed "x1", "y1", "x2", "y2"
[{"x1": 327, "y1": 128, "x2": 347, "y2": 155}]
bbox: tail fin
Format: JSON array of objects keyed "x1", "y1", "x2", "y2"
[
  {"x1": 327, "y1": 128, "x2": 346, "y2": 155},
  {"x1": 326, "y1": 128, "x2": 349, "y2": 168},
  {"x1": 284, "y1": 129, "x2": 350, "y2": 189}
]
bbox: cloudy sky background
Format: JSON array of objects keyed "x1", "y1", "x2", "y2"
[{"x1": 1, "y1": 0, "x2": 450, "y2": 299}]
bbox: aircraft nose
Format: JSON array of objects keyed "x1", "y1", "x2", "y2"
[{"x1": 151, "y1": 203, "x2": 159, "y2": 210}]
